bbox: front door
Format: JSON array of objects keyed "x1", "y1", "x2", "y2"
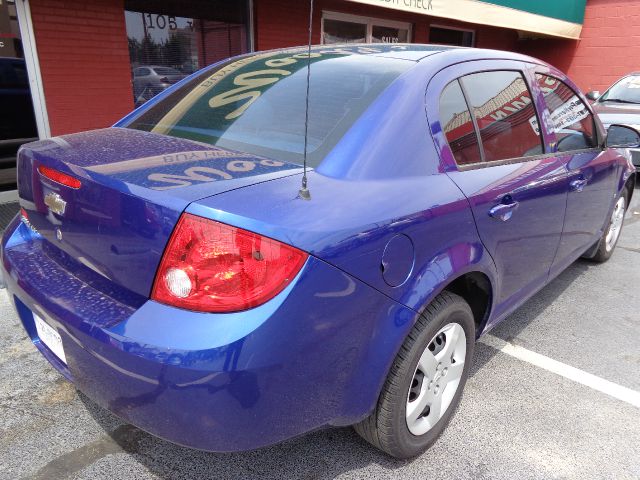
[{"x1": 430, "y1": 63, "x2": 568, "y2": 320}]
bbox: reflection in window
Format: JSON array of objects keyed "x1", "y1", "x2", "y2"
[
  {"x1": 440, "y1": 80, "x2": 481, "y2": 165},
  {"x1": 124, "y1": 0, "x2": 249, "y2": 106},
  {"x1": 535, "y1": 73, "x2": 596, "y2": 152},
  {"x1": 323, "y1": 19, "x2": 367, "y2": 44},
  {"x1": 371, "y1": 25, "x2": 409, "y2": 44},
  {"x1": 462, "y1": 71, "x2": 542, "y2": 162},
  {"x1": 126, "y1": 49, "x2": 411, "y2": 167}
]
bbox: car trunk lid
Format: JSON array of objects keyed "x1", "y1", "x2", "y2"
[{"x1": 17, "y1": 127, "x2": 301, "y2": 298}]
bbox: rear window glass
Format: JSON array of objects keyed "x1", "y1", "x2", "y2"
[
  {"x1": 125, "y1": 50, "x2": 410, "y2": 166},
  {"x1": 461, "y1": 71, "x2": 543, "y2": 161},
  {"x1": 439, "y1": 79, "x2": 482, "y2": 165},
  {"x1": 535, "y1": 73, "x2": 596, "y2": 152}
]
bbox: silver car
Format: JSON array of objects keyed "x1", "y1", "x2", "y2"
[
  {"x1": 132, "y1": 65, "x2": 186, "y2": 104},
  {"x1": 589, "y1": 74, "x2": 640, "y2": 170}
]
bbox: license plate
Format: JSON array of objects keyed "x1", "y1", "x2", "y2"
[{"x1": 34, "y1": 313, "x2": 67, "y2": 364}]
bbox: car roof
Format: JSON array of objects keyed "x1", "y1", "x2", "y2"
[{"x1": 246, "y1": 43, "x2": 547, "y2": 67}]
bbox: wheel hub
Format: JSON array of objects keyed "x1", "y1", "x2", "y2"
[
  {"x1": 605, "y1": 196, "x2": 626, "y2": 253},
  {"x1": 405, "y1": 322, "x2": 467, "y2": 436}
]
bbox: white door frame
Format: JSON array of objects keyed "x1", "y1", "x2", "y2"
[
  {"x1": 15, "y1": 0, "x2": 50, "y2": 139},
  {"x1": 321, "y1": 10, "x2": 412, "y2": 44}
]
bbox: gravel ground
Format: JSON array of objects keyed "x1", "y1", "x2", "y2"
[{"x1": 1, "y1": 187, "x2": 639, "y2": 480}]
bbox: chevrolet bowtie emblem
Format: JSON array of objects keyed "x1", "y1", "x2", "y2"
[{"x1": 44, "y1": 192, "x2": 67, "y2": 216}]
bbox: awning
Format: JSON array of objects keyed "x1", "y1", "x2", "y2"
[{"x1": 345, "y1": 0, "x2": 586, "y2": 39}]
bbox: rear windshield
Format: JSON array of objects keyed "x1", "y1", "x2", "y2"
[{"x1": 125, "y1": 49, "x2": 411, "y2": 167}]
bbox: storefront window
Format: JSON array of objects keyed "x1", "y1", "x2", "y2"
[
  {"x1": 372, "y1": 25, "x2": 409, "y2": 44},
  {"x1": 429, "y1": 26, "x2": 474, "y2": 47},
  {"x1": 322, "y1": 12, "x2": 411, "y2": 45},
  {"x1": 323, "y1": 19, "x2": 366, "y2": 44},
  {"x1": 124, "y1": 0, "x2": 250, "y2": 106}
]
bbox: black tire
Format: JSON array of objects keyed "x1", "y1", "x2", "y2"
[
  {"x1": 589, "y1": 189, "x2": 629, "y2": 263},
  {"x1": 353, "y1": 291, "x2": 475, "y2": 459}
]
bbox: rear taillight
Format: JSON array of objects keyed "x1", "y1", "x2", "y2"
[
  {"x1": 37, "y1": 165, "x2": 81, "y2": 189},
  {"x1": 151, "y1": 214, "x2": 308, "y2": 312}
]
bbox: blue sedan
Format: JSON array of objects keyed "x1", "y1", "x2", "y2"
[{"x1": 1, "y1": 44, "x2": 637, "y2": 458}]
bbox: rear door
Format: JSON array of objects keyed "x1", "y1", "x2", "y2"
[
  {"x1": 531, "y1": 71, "x2": 618, "y2": 275},
  {"x1": 428, "y1": 60, "x2": 568, "y2": 320}
]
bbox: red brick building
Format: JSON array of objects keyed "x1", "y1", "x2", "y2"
[{"x1": 3, "y1": 0, "x2": 637, "y2": 140}]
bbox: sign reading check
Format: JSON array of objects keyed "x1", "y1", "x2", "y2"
[{"x1": 345, "y1": 0, "x2": 583, "y2": 39}]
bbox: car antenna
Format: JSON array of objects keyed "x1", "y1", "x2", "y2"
[{"x1": 298, "y1": 0, "x2": 314, "y2": 201}]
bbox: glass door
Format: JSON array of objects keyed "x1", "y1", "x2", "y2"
[{"x1": 125, "y1": 0, "x2": 250, "y2": 106}]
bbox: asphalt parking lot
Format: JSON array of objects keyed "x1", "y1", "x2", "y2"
[{"x1": 1, "y1": 188, "x2": 639, "y2": 480}]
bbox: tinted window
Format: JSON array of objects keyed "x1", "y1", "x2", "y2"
[
  {"x1": 440, "y1": 80, "x2": 481, "y2": 165},
  {"x1": 135, "y1": 68, "x2": 151, "y2": 76},
  {"x1": 126, "y1": 50, "x2": 410, "y2": 167},
  {"x1": 461, "y1": 71, "x2": 543, "y2": 162},
  {"x1": 429, "y1": 27, "x2": 473, "y2": 47},
  {"x1": 0, "y1": 60, "x2": 29, "y2": 89},
  {"x1": 535, "y1": 74, "x2": 596, "y2": 152},
  {"x1": 12, "y1": 62, "x2": 29, "y2": 88}
]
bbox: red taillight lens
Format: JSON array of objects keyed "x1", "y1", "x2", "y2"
[
  {"x1": 38, "y1": 165, "x2": 81, "y2": 189},
  {"x1": 151, "y1": 214, "x2": 308, "y2": 312}
]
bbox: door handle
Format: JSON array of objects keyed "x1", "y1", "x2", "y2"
[
  {"x1": 489, "y1": 198, "x2": 519, "y2": 222},
  {"x1": 570, "y1": 177, "x2": 588, "y2": 192}
]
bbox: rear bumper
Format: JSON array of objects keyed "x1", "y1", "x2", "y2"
[{"x1": 1, "y1": 217, "x2": 418, "y2": 451}]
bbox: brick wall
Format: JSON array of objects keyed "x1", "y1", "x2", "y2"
[
  {"x1": 518, "y1": 0, "x2": 639, "y2": 93},
  {"x1": 30, "y1": 0, "x2": 133, "y2": 136},
  {"x1": 255, "y1": 0, "x2": 518, "y2": 51}
]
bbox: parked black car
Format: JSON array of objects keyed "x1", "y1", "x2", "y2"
[{"x1": 589, "y1": 74, "x2": 640, "y2": 170}]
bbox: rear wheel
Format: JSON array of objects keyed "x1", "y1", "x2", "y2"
[
  {"x1": 590, "y1": 190, "x2": 628, "y2": 263},
  {"x1": 354, "y1": 291, "x2": 475, "y2": 459}
]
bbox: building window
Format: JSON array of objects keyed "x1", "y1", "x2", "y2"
[
  {"x1": 322, "y1": 12, "x2": 411, "y2": 45},
  {"x1": 124, "y1": 0, "x2": 250, "y2": 106},
  {"x1": 429, "y1": 26, "x2": 474, "y2": 47}
]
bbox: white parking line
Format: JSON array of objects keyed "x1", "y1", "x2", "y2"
[{"x1": 481, "y1": 335, "x2": 640, "y2": 409}]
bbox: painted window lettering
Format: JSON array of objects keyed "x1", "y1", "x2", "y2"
[
  {"x1": 131, "y1": 45, "x2": 415, "y2": 167},
  {"x1": 209, "y1": 69, "x2": 293, "y2": 119},
  {"x1": 535, "y1": 73, "x2": 596, "y2": 151}
]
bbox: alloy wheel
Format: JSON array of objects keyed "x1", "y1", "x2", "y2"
[
  {"x1": 605, "y1": 196, "x2": 626, "y2": 252},
  {"x1": 406, "y1": 322, "x2": 467, "y2": 436}
]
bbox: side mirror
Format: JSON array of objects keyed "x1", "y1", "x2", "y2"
[
  {"x1": 606, "y1": 124, "x2": 640, "y2": 148},
  {"x1": 586, "y1": 90, "x2": 600, "y2": 101}
]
